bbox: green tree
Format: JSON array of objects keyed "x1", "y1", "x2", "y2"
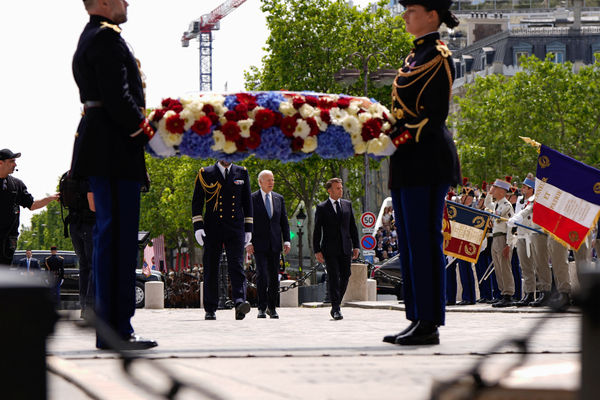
[
  {"x1": 18, "y1": 200, "x2": 72, "y2": 251},
  {"x1": 453, "y1": 56, "x2": 600, "y2": 185}
]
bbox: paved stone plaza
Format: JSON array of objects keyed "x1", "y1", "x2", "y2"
[{"x1": 46, "y1": 303, "x2": 581, "y2": 400}]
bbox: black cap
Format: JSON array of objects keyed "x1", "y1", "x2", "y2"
[
  {"x1": 0, "y1": 149, "x2": 21, "y2": 161},
  {"x1": 399, "y1": 0, "x2": 452, "y2": 11},
  {"x1": 50, "y1": 246, "x2": 57, "y2": 251}
]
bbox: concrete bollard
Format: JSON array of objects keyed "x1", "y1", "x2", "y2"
[
  {"x1": 367, "y1": 278, "x2": 377, "y2": 301},
  {"x1": 279, "y1": 280, "x2": 298, "y2": 307},
  {"x1": 144, "y1": 281, "x2": 164, "y2": 309},
  {"x1": 342, "y1": 263, "x2": 367, "y2": 303}
]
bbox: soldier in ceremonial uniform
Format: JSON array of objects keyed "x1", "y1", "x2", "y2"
[
  {"x1": 192, "y1": 161, "x2": 253, "y2": 320},
  {"x1": 380, "y1": 0, "x2": 461, "y2": 345},
  {"x1": 45, "y1": 246, "x2": 65, "y2": 304},
  {"x1": 71, "y1": 0, "x2": 172, "y2": 350},
  {"x1": 485, "y1": 179, "x2": 515, "y2": 308}
]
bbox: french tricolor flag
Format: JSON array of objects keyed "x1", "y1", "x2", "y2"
[{"x1": 533, "y1": 145, "x2": 600, "y2": 250}]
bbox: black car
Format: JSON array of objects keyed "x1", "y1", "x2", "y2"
[
  {"x1": 11, "y1": 250, "x2": 164, "y2": 308},
  {"x1": 370, "y1": 254, "x2": 403, "y2": 300}
]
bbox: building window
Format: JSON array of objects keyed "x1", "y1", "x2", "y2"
[
  {"x1": 547, "y1": 51, "x2": 565, "y2": 64},
  {"x1": 592, "y1": 43, "x2": 600, "y2": 62},
  {"x1": 513, "y1": 42, "x2": 533, "y2": 66},
  {"x1": 546, "y1": 41, "x2": 566, "y2": 64}
]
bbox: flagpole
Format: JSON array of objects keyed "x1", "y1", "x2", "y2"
[{"x1": 479, "y1": 260, "x2": 494, "y2": 284}]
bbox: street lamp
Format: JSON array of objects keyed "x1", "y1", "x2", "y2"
[
  {"x1": 296, "y1": 207, "x2": 307, "y2": 279},
  {"x1": 335, "y1": 51, "x2": 396, "y2": 212}
]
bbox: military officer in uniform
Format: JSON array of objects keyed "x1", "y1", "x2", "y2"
[
  {"x1": 71, "y1": 0, "x2": 172, "y2": 350},
  {"x1": 380, "y1": 0, "x2": 461, "y2": 345},
  {"x1": 45, "y1": 246, "x2": 65, "y2": 304},
  {"x1": 485, "y1": 179, "x2": 515, "y2": 308},
  {"x1": 193, "y1": 161, "x2": 253, "y2": 320}
]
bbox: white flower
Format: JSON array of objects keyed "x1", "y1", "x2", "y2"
[
  {"x1": 219, "y1": 116, "x2": 228, "y2": 126},
  {"x1": 293, "y1": 119, "x2": 311, "y2": 139},
  {"x1": 202, "y1": 94, "x2": 226, "y2": 115},
  {"x1": 211, "y1": 130, "x2": 225, "y2": 151},
  {"x1": 302, "y1": 136, "x2": 318, "y2": 153},
  {"x1": 180, "y1": 108, "x2": 196, "y2": 131},
  {"x1": 329, "y1": 107, "x2": 348, "y2": 124},
  {"x1": 148, "y1": 110, "x2": 158, "y2": 121},
  {"x1": 298, "y1": 104, "x2": 315, "y2": 119},
  {"x1": 314, "y1": 116, "x2": 328, "y2": 131},
  {"x1": 347, "y1": 103, "x2": 360, "y2": 116},
  {"x1": 382, "y1": 122, "x2": 391, "y2": 132},
  {"x1": 367, "y1": 136, "x2": 392, "y2": 155},
  {"x1": 179, "y1": 96, "x2": 194, "y2": 107},
  {"x1": 238, "y1": 119, "x2": 253, "y2": 138},
  {"x1": 247, "y1": 107, "x2": 259, "y2": 120},
  {"x1": 350, "y1": 131, "x2": 364, "y2": 145},
  {"x1": 358, "y1": 112, "x2": 373, "y2": 123},
  {"x1": 223, "y1": 140, "x2": 237, "y2": 154},
  {"x1": 354, "y1": 141, "x2": 367, "y2": 154},
  {"x1": 341, "y1": 115, "x2": 361, "y2": 136},
  {"x1": 279, "y1": 101, "x2": 296, "y2": 117}
]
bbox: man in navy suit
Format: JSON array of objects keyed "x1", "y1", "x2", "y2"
[
  {"x1": 192, "y1": 161, "x2": 253, "y2": 320},
  {"x1": 18, "y1": 249, "x2": 40, "y2": 273},
  {"x1": 246, "y1": 170, "x2": 291, "y2": 319},
  {"x1": 313, "y1": 178, "x2": 360, "y2": 320}
]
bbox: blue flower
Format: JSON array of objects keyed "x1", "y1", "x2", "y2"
[
  {"x1": 253, "y1": 127, "x2": 292, "y2": 160},
  {"x1": 256, "y1": 92, "x2": 285, "y2": 111},
  {"x1": 224, "y1": 95, "x2": 238, "y2": 110},
  {"x1": 316, "y1": 125, "x2": 354, "y2": 159},
  {"x1": 179, "y1": 129, "x2": 215, "y2": 159}
]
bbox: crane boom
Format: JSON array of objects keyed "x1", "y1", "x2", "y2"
[{"x1": 199, "y1": 0, "x2": 247, "y2": 31}]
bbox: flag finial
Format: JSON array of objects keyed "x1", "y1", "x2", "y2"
[{"x1": 520, "y1": 136, "x2": 541, "y2": 151}]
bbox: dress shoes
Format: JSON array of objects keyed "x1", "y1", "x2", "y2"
[
  {"x1": 205, "y1": 311, "x2": 216, "y2": 320},
  {"x1": 530, "y1": 291, "x2": 551, "y2": 307},
  {"x1": 97, "y1": 333, "x2": 158, "y2": 350},
  {"x1": 457, "y1": 300, "x2": 475, "y2": 305},
  {"x1": 446, "y1": 300, "x2": 456, "y2": 305},
  {"x1": 257, "y1": 309, "x2": 267, "y2": 318},
  {"x1": 395, "y1": 320, "x2": 439, "y2": 346},
  {"x1": 235, "y1": 301, "x2": 251, "y2": 320},
  {"x1": 330, "y1": 309, "x2": 343, "y2": 320},
  {"x1": 267, "y1": 308, "x2": 279, "y2": 319},
  {"x1": 515, "y1": 292, "x2": 535, "y2": 307},
  {"x1": 549, "y1": 292, "x2": 571, "y2": 311},
  {"x1": 382, "y1": 321, "x2": 417, "y2": 344},
  {"x1": 492, "y1": 295, "x2": 514, "y2": 308}
]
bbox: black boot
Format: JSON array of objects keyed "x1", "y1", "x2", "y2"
[
  {"x1": 382, "y1": 321, "x2": 417, "y2": 344},
  {"x1": 530, "y1": 291, "x2": 551, "y2": 307},
  {"x1": 549, "y1": 292, "x2": 571, "y2": 311},
  {"x1": 395, "y1": 320, "x2": 439, "y2": 345},
  {"x1": 492, "y1": 295, "x2": 514, "y2": 308},
  {"x1": 515, "y1": 292, "x2": 535, "y2": 307}
]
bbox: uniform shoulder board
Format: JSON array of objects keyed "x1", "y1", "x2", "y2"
[
  {"x1": 100, "y1": 21, "x2": 122, "y2": 34},
  {"x1": 435, "y1": 40, "x2": 452, "y2": 58}
]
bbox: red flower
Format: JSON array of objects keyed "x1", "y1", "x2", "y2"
[
  {"x1": 245, "y1": 131, "x2": 261, "y2": 150},
  {"x1": 165, "y1": 114, "x2": 185, "y2": 134},
  {"x1": 191, "y1": 116, "x2": 212, "y2": 136},
  {"x1": 254, "y1": 109, "x2": 276, "y2": 129},
  {"x1": 273, "y1": 112, "x2": 283, "y2": 127},
  {"x1": 151, "y1": 109, "x2": 166, "y2": 122},
  {"x1": 236, "y1": 138, "x2": 247, "y2": 151},
  {"x1": 292, "y1": 96, "x2": 306, "y2": 110},
  {"x1": 306, "y1": 117, "x2": 319, "y2": 136},
  {"x1": 305, "y1": 96, "x2": 318, "y2": 107},
  {"x1": 235, "y1": 103, "x2": 249, "y2": 120},
  {"x1": 250, "y1": 123, "x2": 262, "y2": 135},
  {"x1": 280, "y1": 116, "x2": 297, "y2": 137},
  {"x1": 224, "y1": 110, "x2": 239, "y2": 122},
  {"x1": 317, "y1": 98, "x2": 334, "y2": 110},
  {"x1": 337, "y1": 97, "x2": 351, "y2": 109},
  {"x1": 236, "y1": 93, "x2": 257, "y2": 110},
  {"x1": 320, "y1": 110, "x2": 331, "y2": 124},
  {"x1": 222, "y1": 121, "x2": 241, "y2": 142},
  {"x1": 202, "y1": 104, "x2": 214, "y2": 114},
  {"x1": 207, "y1": 112, "x2": 219, "y2": 124},
  {"x1": 161, "y1": 98, "x2": 183, "y2": 113},
  {"x1": 291, "y1": 137, "x2": 304, "y2": 152},
  {"x1": 361, "y1": 118, "x2": 382, "y2": 141}
]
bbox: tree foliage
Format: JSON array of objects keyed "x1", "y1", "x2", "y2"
[
  {"x1": 453, "y1": 56, "x2": 600, "y2": 185},
  {"x1": 18, "y1": 200, "x2": 72, "y2": 251}
]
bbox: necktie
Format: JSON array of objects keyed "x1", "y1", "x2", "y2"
[
  {"x1": 265, "y1": 193, "x2": 272, "y2": 218},
  {"x1": 27, "y1": 258, "x2": 30, "y2": 272},
  {"x1": 224, "y1": 168, "x2": 229, "y2": 180},
  {"x1": 335, "y1": 200, "x2": 341, "y2": 218}
]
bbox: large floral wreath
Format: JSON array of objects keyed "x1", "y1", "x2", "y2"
[{"x1": 147, "y1": 91, "x2": 395, "y2": 162}]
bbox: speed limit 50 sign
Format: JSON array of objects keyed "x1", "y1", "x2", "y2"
[{"x1": 360, "y1": 212, "x2": 376, "y2": 229}]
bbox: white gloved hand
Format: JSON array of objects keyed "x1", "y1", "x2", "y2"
[
  {"x1": 148, "y1": 134, "x2": 176, "y2": 157},
  {"x1": 244, "y1": 232, "x2": 252, "y2": 247},
  {"x1": 507, "y1": 213, "x2": 523, "y2": 228},
  {"x1": 377, "y1": 135, "x2": 398, "y2": 156},
  {"x1": 195, "y1": 229, "x2": 205, "y2": 246}
]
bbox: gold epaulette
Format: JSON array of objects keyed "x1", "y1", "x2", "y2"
[
  {"x1": 100, "y1": 21, "x2": 122, "y2": 34},
  {"x1": 435, "y1": 40, "x2": 452, "y2": 58},
  {"x1": 196, "y1": 168, "x2": 221, "y2": 212}
]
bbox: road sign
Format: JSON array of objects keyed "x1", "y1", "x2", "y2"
[
  {"x1": 362, "y1": 250, "x2": 375, "y2": 256},
  {"x1": 360, "y1": 212, "x2": 376, "y2": 228},
  {"x1": 362, "y1": 228, "x2": 374, "y2": 234},
  {"x1": 360, "y1": 234, "x2": 376, "y2": 250}
]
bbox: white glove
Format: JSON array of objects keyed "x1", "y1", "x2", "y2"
[
  {"x1": 507, "y1": 213, "x2": 523, "y2": 228},
  {"x1": 244, "y1": 232, "x2": 252, "y2": 246},
  {"x1": 378, "y1": 135, "x2": 397, "y2": 156},
  {"x1": 195, "y1": 229, "x2": 205, "y2": 246},
  {"x1": 148, "y1": 134, "x2": 176, "y2": 157}
]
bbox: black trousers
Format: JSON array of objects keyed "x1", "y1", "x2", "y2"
[
  {"x1": 324, "y1": 253, "x2": 352, "y2": 310},
  {"x1": 202, "y1": 228, "x2": 246, "y2": 312},
  {"x1": 254, "y1": 251, "x2": 280, "y2": 311},
  {"x1": 0, "y1": 234, "x2": 18, "y2": 266},
  {"x1": 70, "y1": 221, "x2": 95, "y2": 312}
]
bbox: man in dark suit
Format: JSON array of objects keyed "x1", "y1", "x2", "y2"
[
  {"x1": 71, "y1": 0, "x2": 172, "y2": 350},
  {"x1": 193, "y1": 161, "x2": 253, "y2": 320},
  {"x1": 246, "y1": 170, "x2": 291, "y2": 319},
  {"x1": 45, "y1": 246, "x2": 65, "y2": 304},
  {"x1": 313, "y1": 178, "x2": 360, "y2": 320},
  {"x1": 18, "y1": 249, "x2": 41, "y2": 273}
]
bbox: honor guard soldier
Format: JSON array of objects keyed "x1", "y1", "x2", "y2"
[
  {"x1": 380, "y1": 0, "x2": 461, "y2": 345},
  {"x1": 485, "y1": 179, "x2": 515, "y2": 307},
  {"x1": 192, "y1": 161, "x2": 253, "y2": 320},
  {"x1": 45, "y1": 246, "x2": 65, "y2": 304}
]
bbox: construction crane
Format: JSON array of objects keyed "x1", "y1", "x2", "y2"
[{"x1": 181, "y1": 0, "x2": 248, "y2": 92}]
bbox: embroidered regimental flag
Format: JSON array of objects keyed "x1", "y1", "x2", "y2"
[
  {"x1": 443, "y1": 200, "x2": 492, "y2": 263},
  {"x1": 533, "y1": 145, "x2": 600, "y2": 250}
]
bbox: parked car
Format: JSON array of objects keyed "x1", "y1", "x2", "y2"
[
  {"x1": 11, "y1": 250, "x2": 164, "y2": 308},
  {"x1": 370, "y1": 254, "x2": 403, "y2": 300}
]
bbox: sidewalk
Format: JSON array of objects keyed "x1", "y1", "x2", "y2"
[{"x1": 47, "y1": 302, "x2": 581, "y2": 400}]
